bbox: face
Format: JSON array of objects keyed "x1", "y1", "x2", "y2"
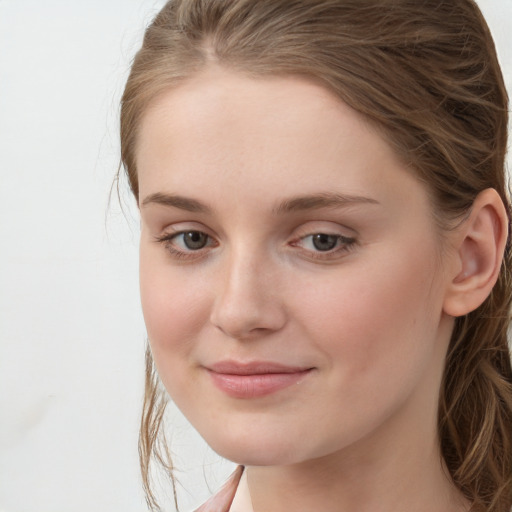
[{"x1": 136, "y1": 67, "x2": 456, "y2": 467}]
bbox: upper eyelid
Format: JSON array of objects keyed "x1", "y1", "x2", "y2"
[
  {"x1": 159, "y1": 231, "x2": 356, "y2": 251},
  {"x1": 289, "y1": 216, "x2": 358, "y2": 234},
  {"x1": 155, "y1": 230, "x2": 215, "y2": 243},
  {"x1": 291, "y1": 227, "x2": 357, "y2": 245},
  {"x1": 291, "y1": 233, "x2": 356, "y2": 249},
  {"x1": 155, "y1": 223, "x2": 216, "y2": 239},
  {"x1": 153, "y1": 219, "x2": 358, "y2": 243},
  {"x1": 297, "y1": 233, "x2": 355, "y2": 241},
  {"x1": 154, "y1": 224, "x2": 356, "y2": 239}
]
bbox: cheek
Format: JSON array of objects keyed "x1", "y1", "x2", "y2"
[
  {"x1": 139, "y1": 251, "x2": 211, "y2": 374},
  {"x1": 293, "y1": 245, "x2": 443, "y2": 387}
]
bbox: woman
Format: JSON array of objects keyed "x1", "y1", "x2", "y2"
[{"x1": 120, "y1": 1, "x2": 512, "y2": 511}]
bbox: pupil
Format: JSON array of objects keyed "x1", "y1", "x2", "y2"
[
  {"x1": 312, "y1": 234, "x2": 338, "y2": 251},
  {"x1": 184, "y1": 231, "x2": 207, "y2": 250}
]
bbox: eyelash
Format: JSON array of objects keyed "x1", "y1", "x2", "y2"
[
  {"x1": 291, "y1": 233, "x2": 357, "y2": 260},
  {"x1": 154, "y1": 230, "x2": 357, "y2": 262},
  {"x1": 154, "y1": 231, "x2": 217, "y2": 261}
]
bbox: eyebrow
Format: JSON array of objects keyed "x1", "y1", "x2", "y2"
[
  {"x1": 141, "y1": 192, "x2": 212, "y2": 213},
  {"x1": 141, "y1": 191, "x2": 379, "y2": 214},
  {"x1": 273, "y1": 192, "x2": 380, "y2": 214}
]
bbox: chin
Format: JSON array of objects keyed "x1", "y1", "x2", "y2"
[
  {"x1": 202, "y1": 429, "x2": 313, "y2": 467},
  {"x1": 216, "y1": 446, "x2": 302, "y2": 467}
]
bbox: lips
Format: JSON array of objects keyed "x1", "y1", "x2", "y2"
[{"x1": 205, "y1": 361, "x2": 313, "y2": 398}]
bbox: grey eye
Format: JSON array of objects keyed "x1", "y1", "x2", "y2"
[
  {"x1": 182, "y1": 231, "x2": 209, "y2": 250},
  {"x1": 311, "y1": 233, "x2": 339, "y2": 251}
]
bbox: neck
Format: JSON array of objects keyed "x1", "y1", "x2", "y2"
[{"x1": 247, "y1": 443, "x2": 467, "y2": 512}]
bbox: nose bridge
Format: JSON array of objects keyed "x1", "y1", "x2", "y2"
[{"x1": 210, "y1": 242, "x2": 285, "y2": 338}]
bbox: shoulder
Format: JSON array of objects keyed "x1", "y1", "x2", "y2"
[{"x1": 194, "y1": 466, "x2": 244, "y2": 512}]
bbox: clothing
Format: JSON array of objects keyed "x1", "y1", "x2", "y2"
[
  {"x1": 229, "y1": 467, "x2": 253, "y2": 512},
  {"x1": 194, "y1": 466, "x2": 253, "y2": 512}
]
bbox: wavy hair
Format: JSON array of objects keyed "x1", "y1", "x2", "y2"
[{"x1": 120, "y1": 1, "x2": 512, "y2": 510}]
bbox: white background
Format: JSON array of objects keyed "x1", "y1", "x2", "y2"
[{"x1": 0, "y1": 1, "x2": 510, "y2": 511}]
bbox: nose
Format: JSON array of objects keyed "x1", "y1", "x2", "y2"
[{"x1": 209, "y1": 251, "x2": 287, "y2": 340}]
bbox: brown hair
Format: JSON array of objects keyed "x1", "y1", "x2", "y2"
[{"x1": 120, "y1": 1, "x2": 512, "y2": 510}]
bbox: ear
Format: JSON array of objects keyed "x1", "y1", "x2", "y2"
[{"x1": 443, "y1": 188, "x2": 509, "y2": 317}]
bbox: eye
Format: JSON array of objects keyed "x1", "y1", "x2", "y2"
[
  {"x1": 309, "y1": 233, "x2": 340, "y2": 252},
  {"x1": 291, "y1": 232, "x2": 357, "y2": 260},
  {"x1": 154, "y1": 229, "x2": 217, "y2": 260},
  {"x1": 176, "y1": 231, "x2": 209, "y2": 250}
]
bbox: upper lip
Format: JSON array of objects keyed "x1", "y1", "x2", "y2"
[{"x1": 206, "y1": 360, "x2": 313, "y2": 375}]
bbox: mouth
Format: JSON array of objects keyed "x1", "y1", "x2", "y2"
[{"x1": 205, "y1": 361, "x2": 314, "y2": 398}]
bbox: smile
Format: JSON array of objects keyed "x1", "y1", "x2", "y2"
[{"x1": 205, "y1": 361, "x2": 314, "y2": 398}]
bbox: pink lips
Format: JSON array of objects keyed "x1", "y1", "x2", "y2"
[{"x1": 206, "y1": 361, "x2": 313, "y2": 398}]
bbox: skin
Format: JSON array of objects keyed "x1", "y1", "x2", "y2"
[{"x1": 136, "y1": 67, "x2": 472, "y2": 511}]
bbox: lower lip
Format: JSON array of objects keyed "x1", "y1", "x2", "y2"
[{"x1": 207, "y1": 369, "x2": 312, "y2": 398}]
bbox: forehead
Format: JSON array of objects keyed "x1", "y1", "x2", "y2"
[{"x1": 136, "y1": 67, "x2": 429, "y2": 217}]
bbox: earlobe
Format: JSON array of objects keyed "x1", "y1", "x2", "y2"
[{"x1": 443, "y1": 188, "x2": 509, "y2": 318}]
